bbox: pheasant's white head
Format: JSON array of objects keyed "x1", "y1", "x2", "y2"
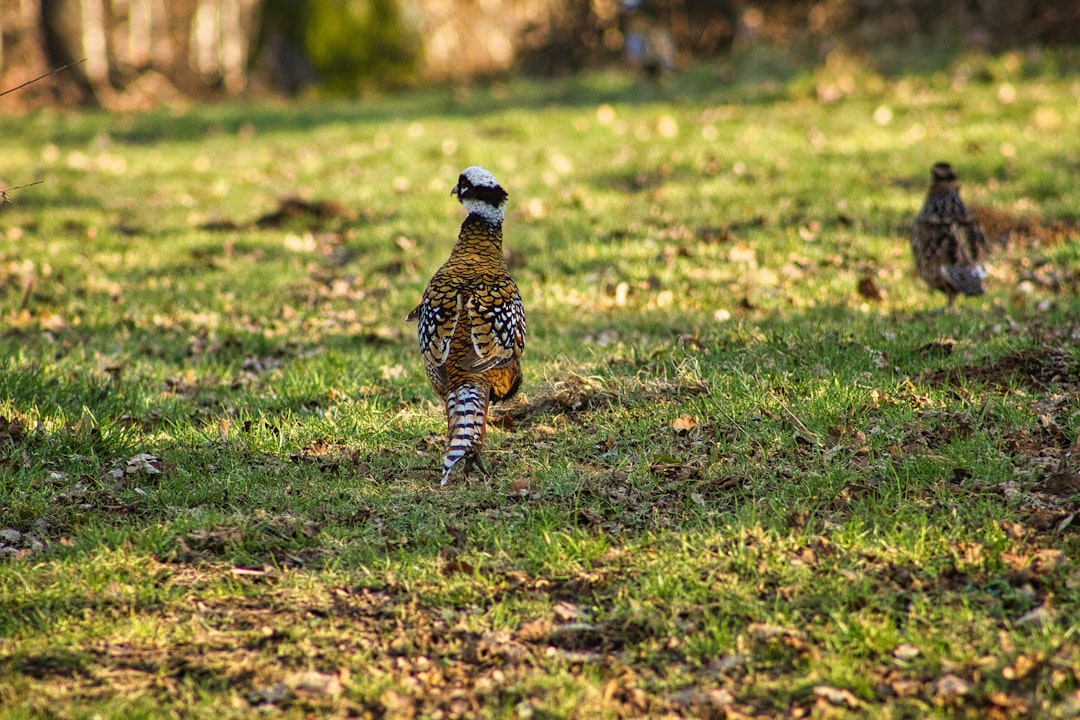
[{"x1": 452, "y1": 166, "x2": 507, "y2": 226}]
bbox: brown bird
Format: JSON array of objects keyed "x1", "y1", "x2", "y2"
[
  {"x1": 909, "y1": 162, "x2": 990, "y2": 309},
  {"x1": 407, "y1": 167, "x2": 526, "y2": 485}
]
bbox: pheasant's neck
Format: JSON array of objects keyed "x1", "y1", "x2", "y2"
[
  {"x1": 457, "y1": 216, "x2": 504, "y2": 251},
  {"x1": 460, "y1": 197, "x2": 505, "y2": 226}
]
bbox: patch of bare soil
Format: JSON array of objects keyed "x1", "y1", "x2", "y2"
[
  {"x1": 998, "y1": 410, "x2": 1080, "y2": 527},
  {"x1": 5, "y1": 562, "x2": 674, "y2": 717},
  {"x1": 166, "y1": 513, "x2": 321, "y2": 566},
  {"x1": 972, "y1": 206, "x2": 1080, "y2": 250},
  {"x1": 289, "y1": 438, "x2": 370, "y2": 476},
  {"x1": 499, "y1": 373, "x2": 709, "y2": 430},
  {"x1": 923, "y1": 345, "x2": 1079, "y2": 526},
  {"x1": 254, "y1": 197, "x2": 356, "y2": 229},
  {"x1": 500, "y1": 374, "x2": 616, "y2": 425},
  {"x1": 199, "y1": 196, "x2": 356, "y2": 231},
  {"x1": 922, "y1": 347, "x2": 1079, "y2": 393},
  {"x1": 0, "y1": 414, "x2": 28, "y2": 447}
]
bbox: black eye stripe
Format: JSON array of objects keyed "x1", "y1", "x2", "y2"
[{"x1": 468, "y1": 185, "x2": 508, "y2": 206}]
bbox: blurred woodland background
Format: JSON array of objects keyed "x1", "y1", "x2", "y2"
[{"x1": 2, "y1": 0, "x2": 1079, "y2": 110}]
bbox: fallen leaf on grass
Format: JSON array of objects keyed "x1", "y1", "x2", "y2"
[
  {"x1": 892, "y1": 643, "x2": 920, "y2": 661},
  {"x1": 1001, "y1": 548, "x2": 1066, "y2": 578},
  {"x1": 814, "y1": 685, "x2": 862, "y2": 708},
  {"x1": 381, "y1": 363, "x2": 406, "y2": 380},
  {"x1": 671, "y1": 687, "x2": 735, "y2": 708},
  {"x1": 1033, "y1": 548, "x2": 1066, "y2": 571},
  {"x1": 649, "y1": 456, "x2": 702, "y2": 480},
  {"x1": 127, "y1": 453, "x2": 164, "y2": 473},
  {"x1": 889, "y1": 677, "x2": 922, "y2": 697},
  {"x1": 488, "y1": 413, "x2": 517, "y2": 430},
  {"x1": 728, "y1": 242, "x2": 758, "y2": 268},
  {"x1": 380, "y1": 688, "x2": 415, "y2": 718},
  {"x1": 574, "y1": 507, "x2": 604, "y2": 525},
  {"x1": 248, "y1": 683, "x2": 289, "y2": 705},
  {"x1": 747, "y1": 622, "x2": 804, "y2": 641},
  {"x1": 988, "y1": 691, "x2": 1030, "y2": 714},
  {"x1": 999, "y1": 521, "x2": 1028, "y2": 539},
  {"x1": 0, "y1": 415, "x2": 27, "y2": 444},
  {"x1": 671, "y1": 415, "x2": 698, "y2": 433},
  {"x1": 108, "y1": 453, "x2": 175, "y2": 487},
  {"x1": 442, "y1": 558, "x2": 476, "y2": 576},
  {"x1": 1002, "y1": 652, "x2": 1043, "y2": 680},
  {"x1": 517, "y1": 618, "x2": 552, "y2": 642},
  {"x1": 935, "y1": 673, "x2": 971, "y2": 698},
  {"x1": 285, "y1": 669, "x2": 343, "y2": 697},
  {"x1": 1015, "y1": 604, "x2": 1055, "y2": 626},
  {"x1": 553, "y1": 601, "x2": 580, "y2": 622},
  {"x1": 955, "y1": 541, "x2": 985, "y2": 567}
]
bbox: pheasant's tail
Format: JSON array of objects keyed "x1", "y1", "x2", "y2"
[
  {"x1": 442, "y1": 383, "x2": 490, "y2": 485},
  {"x1": 944, "y1": 265, "x2": 985, "y2": 297}
]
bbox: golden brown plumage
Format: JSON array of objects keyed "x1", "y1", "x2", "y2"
[
  {"x1": 408, "y1": 167, "x2": 525, "y2": 484},
  {"x1": 910, "y1": 162, "x2": 990, "y2": 309}
]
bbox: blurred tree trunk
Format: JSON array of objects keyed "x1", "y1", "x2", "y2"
[
  {"x1": 39, "y1": 0, "x2": 97, "y2": 104},
  {"x1": 3, "y1": 0, "x2": 1080, "y2": 110},
  {"x1": 191, "y1": 0, "x2": 257, "y2": 92},
  {"x1": 5, "y1": 0, "x2": 261, "y2": 110}
]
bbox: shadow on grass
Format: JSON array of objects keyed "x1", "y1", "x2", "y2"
[{"x1": 3, "y1": 299, "x2": 1077, "y2": 569}]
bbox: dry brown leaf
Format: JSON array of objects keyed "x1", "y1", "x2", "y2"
[
  {"x1": 380, "y1": 688, "x2": 416, "y2": 719},
  {"x1": 956, "y1": 541, "x2": 984, "y2": 566},
  {"x1": 671, "y1": 415, "x2": 699, "y2": 433},
  {"x1": 671, "y1": 687, "x2": 735, "y2": 707},
  {"x1": 1000, "y1": 521, "x2": 1028, "y2": 539},
  {"x1": 1002, "y1": 652, "x2": 1043, "y2": 680},
  {"x1": 935, "y1": 674, "x2": 971, "y2": 698},
  {"x1": 1033, "y1": 548, "x2": 1065, "y2": 573},
  {"x1": 1001, "y1": 551, "x2": 1031, "y2": 571},
  {"x1": 285, "y1": 669, "x2": 342, "y2": 697},
  {"x1": 517, "y1": 618, "x2": 551, "y2": 642},
  {"x1": 813, "y1": 685, "x2": 862, "y2": 708},
  {"x1": 728, "y1": 242, "x2": 758, "y2": 268},
  {"x1": 747, "y1": 622, "x2": 804, "y2": 640},
  {"x1": 890, "y1": 678, "x2": 922, "y2": 697},
  {"x1": 553, "y1": 601, "x2": 580, "y2": 622},
  {"x1": 442, "y1": 559, "x2": 476, "y2": 576},
  {"x1": 988, "y1": 691, "x2": 1029, "y2": 712},
  {"x1": 892, "y1": 643, "x2": 920, "y2": 661},
  {"x1": 1015, "y1": 605, "x2": 1055, "y2": 626}
]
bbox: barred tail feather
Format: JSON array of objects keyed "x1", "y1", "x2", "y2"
[{"x1": 442, "y1": 383, "x2": 489, "y2": 485}]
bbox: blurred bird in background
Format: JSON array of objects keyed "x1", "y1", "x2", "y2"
[{"x1": 909, "y1": 162, "x2": 990, "y2": 310}]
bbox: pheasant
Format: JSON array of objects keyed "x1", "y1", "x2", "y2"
[
  {"x1": 909, "y1": 162, "x2": 990, "y2": 309},
  {"x1": 407, "y1": 167, "x2": 526, "y2": 485}
]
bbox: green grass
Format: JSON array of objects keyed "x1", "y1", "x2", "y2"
[{"x1": 2, "y1": 51, "x2": 1079, "y2": 718}]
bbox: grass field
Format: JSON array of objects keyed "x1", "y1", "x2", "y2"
[{"x1": 1, "y1": 49, "x2": 1079, "y2": 718}]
